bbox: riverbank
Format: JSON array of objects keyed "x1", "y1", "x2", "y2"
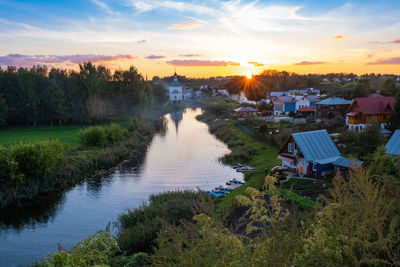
[{"x1": 0, "y1": 118, "x2": 158, "y2": 209}]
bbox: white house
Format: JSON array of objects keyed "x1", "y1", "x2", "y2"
[
  {"x1": 295, "y1": 96, "x2": 310, "y2": 111},
  {"x1": 168, "y1": 72, "x2": 183, "y2": 101}
]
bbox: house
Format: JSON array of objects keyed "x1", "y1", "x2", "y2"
[
  {"x1": 168, "y1": 72, "x2": 183, "y2": 101},
  {"x1": 385, "y1": 130, "x2": 400, "y2": 156},
  {"x1": 307, "y1": 95, "x2": 320, "y2": 107},
  {"x1": 295, "y1": 96, "x2": 310, "y2": 110},
  {"x1": 297, "y1": 106, "x2": 316, "y2": 119},
  {"x1": 345, "y1": 95, "x2": 395, "y2": 131},
  {"x1": 234, "y1": 106, "x2": 258, "y2": 117},
  {"x1": 278, "y1": 130, "x2": 362, "y2": 176},
  {"x1": 270, "y1": 91, "x2": 289, "y2": 98},
  {"x1": 272, "y1": 96, "x2": 296, "y2": 115},
  {"x1": 316, "y1": 97, "x2": 353, "y2": 119}
]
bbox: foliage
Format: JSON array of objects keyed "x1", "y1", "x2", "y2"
[
  {"x1": 387, "y1": 92, "x2": 400, "y2": 132},
  {"x1": 236, "y1": 175, "x2": 289, "y2": 234},
  {"x1": 106, "y1": 123, "x2": 127, "y2": 144},
  {"x1": 0, "y1": 140, "x2": 64, "y2": 185},
  {"x1": 78, "y1": 126, "x2": 107, "y2": 147},
  {"x1": 367, "y1": 146, "x2": 400, "y2": 182},
  {"x1": 117, "y1": 191, "x2": 214, "y2": 254},
  {"x1": 41, "y1": 231, "x2": 120, "y2": 267},
  {"x1": 127, "y1": 117, "x2": 139, "y2": 132},
  {"x1": 357, "y1": 120, "x2": 385, "y2": 159},
  {"x1": 0, "y1": 64, "x2": 165, "y2": 127},
  {"x1": 296, "y1": 169, "x2": 400, "y2": 266}
]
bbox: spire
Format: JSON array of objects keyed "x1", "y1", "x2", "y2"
[{"x1": 174, "y1": 68, "x2": 178, "y2": 81}]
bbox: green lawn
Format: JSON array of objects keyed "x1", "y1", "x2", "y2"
[
  {"x1": 0, "y1": 125, "x2": 84, "y2": 150},
  {"x1": 215, "y1": 122, "x2": 281, "y2": 215}
]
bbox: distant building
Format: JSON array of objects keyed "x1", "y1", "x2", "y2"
[
  {"x1": 168, "y1": 72, "x2": 183, "y2": 101},
  {"x1": 307, "y1": 95, "x2": 320, "y2": 106},
  {"x1": 316, "y1": 97, "x2": 352, "y2": 119},
  {"x1": 234, "y1": 106, "x2": 258, "y2": 117},
  {"x1": 273, "y1": 96, "x2": 296, "y2": 115},
  {"x1": 346, "y1": 95, "x2": 395, "y2": 131},
  {"x1": 278, "y1": 130, "x2": 362, "y2": 177}
]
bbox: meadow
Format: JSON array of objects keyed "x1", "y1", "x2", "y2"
[{"x1": 0, "y1": 125, "x2": 84, "y2": 150}]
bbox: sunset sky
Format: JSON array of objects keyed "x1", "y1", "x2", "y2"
[{"x1": 0, "y1": 0, "x2": 400, "y2": 78}]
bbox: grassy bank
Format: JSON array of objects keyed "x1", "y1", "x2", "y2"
[
  {"x1": 0, "y1": 119, "x2": 158, "y2": 208},
  {"x1": 0, "y1": 125, "x2": 84, "y2": 150}
]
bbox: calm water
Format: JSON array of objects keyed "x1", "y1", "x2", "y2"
[{"x1": 0, "y1": 108, "x2": 242, "y2": 266}]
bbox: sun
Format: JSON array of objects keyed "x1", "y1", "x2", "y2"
[{"x1": 245, "y1": 71, "x2": 253, "y2": 79}]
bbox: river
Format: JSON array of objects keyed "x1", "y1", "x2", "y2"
[{"x1": 0, "y1": 108, "x2": 243, "y2": 266}]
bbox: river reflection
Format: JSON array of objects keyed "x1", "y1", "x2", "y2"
[{"x1": 0, "y1": 107, "x2": 243, "y2": 266}]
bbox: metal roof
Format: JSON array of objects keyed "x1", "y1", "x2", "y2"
[
  {"x1": 317, "y1": 97, "x2": 352, "y2": 105},
  {"x1": 386, "y1": 130, "x2": 400, "y2": 156},
  {"x1": 292, "y1": 129, "x2": 340, "y2": 162},
  {"x1": 332, "y1": 156, "x2": 363, "y2": 168},
  {"x1": 235, "y1": 106, "x2": 258, "y2": 112},
  {"x1": 270, "y1": 91, "x2": 288, "y2": 97}
]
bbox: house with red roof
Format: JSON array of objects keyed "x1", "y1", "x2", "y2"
[{"x1": 345, "y1": 95, "x2": 395, "y2": 131}]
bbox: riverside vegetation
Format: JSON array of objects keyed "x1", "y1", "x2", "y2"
[
  {"x1": 0, "y1": 63, "x2": 175, "y2": 208},
  {"x1": 38, "y1": 96, "x2": 400, "y2": 266}
]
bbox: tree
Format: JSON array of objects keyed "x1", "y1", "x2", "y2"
[
  {"x1": 0, "y1": 95, "x2": 8, "y2": 126},
  {"x1": 380, "y1": 78, "x2": 397, "y2": 96},
  {"x1": 357, "y1": 120, "x2": 385, "y2": 159},
  {"x1": 387, "y1": 92, "x2": 400, "y2": 131}
]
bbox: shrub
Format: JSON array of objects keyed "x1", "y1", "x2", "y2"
[
  {"x1": 117, "y1": 191, "x2": 214, "y2": 254},
  {"x1": 106, "y1": 123, "x2": 127, "y2": 144},
  {"x1": 78, "y1": 126, "x2": 107, "y2": 147},
  {"x1": 127, "y1": 117, "x2": 139, "y2": 132},
  {"x1": 0, "y1": 140, "x2": 64, "y2": 185},
  {"x1": 41, "y1": 231, "x2": 120, "y2": 267}
]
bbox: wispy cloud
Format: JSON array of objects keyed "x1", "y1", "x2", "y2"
[
  {"x1": 137, "y1": 39, "x2": 146, "y2": 43},
  {"x1": 391, "y1": 39, "x2": 400, "y2": 44},
  {"x1": 168, "y1": 21, "x2": 201, "y2": 29},
  {"x1": 166, "y1": 59, "x2": 240, "y2": 67},
  {"x1": 294, "y1": 61, "x2": 326, "y2": 65},
  {"x1": 332, "y1": 35, "x2": 344, "y2": 39},
  {"x1": 248, "y1": 61, "x2": 265, "y2": 67},
  {"x1": 90, "y1": 0, "x2": 117, "y2": 15},
  {"x1": 366, "y1": 57, "x2": 400, "y2": 65},
  {"x1": 131, "y1": 0, "x2": 214, "y2": 15},
  {"x1": 146, "y1": 55, "x2": 165, "y2": 59},
  {"x1": 0, "y1": 54, "x2": 134, "y2": 67},
  {"x1": 179, "y1": 54, "x2": 201, "y2": 57}
]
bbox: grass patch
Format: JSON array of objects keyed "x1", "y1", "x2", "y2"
[
  {"x1": 0, "y1": 125, "x2": 84, "y2": 150},
  {"x1": 214, "y1": 121, "x2": 280, "y2": 216},
  {"x1": 279, "y1": 189, "x2": 316, "y2": 211}
]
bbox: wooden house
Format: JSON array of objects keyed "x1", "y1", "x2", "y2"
[{"x1": 345, "y1": 96, "x2": 395, "y2": 131}]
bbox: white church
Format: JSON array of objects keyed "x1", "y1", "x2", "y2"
[{"x1": 168, "y1": 72, "x2": 192, "y2": 101}]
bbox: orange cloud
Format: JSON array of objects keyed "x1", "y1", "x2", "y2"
[
  {"x1": 168, "y1": 21, "x2": 201, "y2": 29},
  {"x1": 391, "y1": 39, "x2": 400, "y2": 44},
  {"x1": 332, "y1": 35, "x2": 344, "y2": 39},
  {"x1": 166, "y1": 59, "x2": 240, "y2": 67},
  {"x1": 294, "y1": 61, "x2": 326, "y2": 66},
  {"x1": 248, "y1": 61, "x2": 265, "y2": 67}
]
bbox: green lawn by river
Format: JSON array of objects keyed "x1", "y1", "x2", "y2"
[{"x1": 0, "y1": 125, "x2": 84, "y2": 150}]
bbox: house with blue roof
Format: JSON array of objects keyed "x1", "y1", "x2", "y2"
[
  {"x1": 385, "y1": 130, "x2": 400, "y2": 156},
  {"x1": 278, "y1": 129, "x2": 363, "y2": 176},
  {"x1": 316, "y1": 97, "x2": 352, "y2": 119},
  {"x1": 272, "y1": 96, "x2": 296, "y2": 115}
]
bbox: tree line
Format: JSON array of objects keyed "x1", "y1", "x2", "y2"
[{"x1": 0, "y1": 63, "x2": 168, "y2": 127}]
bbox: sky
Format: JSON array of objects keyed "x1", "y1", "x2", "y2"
[{"x1": 0, "y1": 0, "x2": 400, "y2": 78}]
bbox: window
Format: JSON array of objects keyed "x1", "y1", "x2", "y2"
[{"x1": 288, "y1": 143, "x2": 294, "y2": 153}]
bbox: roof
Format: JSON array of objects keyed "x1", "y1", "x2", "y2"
[
  {"x1": 234, "y1": 106, "x2": 258, "y2": 112},
  {"x1": 297, "y1": 106, "x2": 316, "y2": 112},
  {"x1": 270, "y1": 91, "x2": 288, "y2": 97},
  {"x1": 275, "y1": 96, "x2": 296, "y2": 103},
  {"x1": 171, "y1": 89, "x2": 181, "y2": 94},
  {"x1": 307, "y1": 95, "x2": 320, "y2": 102},
  {"x1": 317, "y1": 97, "x2": 352, "y2": 106},
  {"x1": 352, "y1": 96, "x2": 395, "y2": 115},
  {"x1": 346, "y1": 111, "x2": 360, "y2": 116},
  {"x1": 332, "y1": 156, "x2": 363, "y2": 168},
  {"x1": 292, "y1": 130, "x2": 340, "y2": 163},
  {"x1": 385, "y1": 130, "x2": 400, "y2": 155}
]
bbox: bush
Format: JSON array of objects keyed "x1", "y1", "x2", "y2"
[
  {"x1": 106, "y1": 123, "x2": 127, "y2": 144},
  {"x1": 0, "y1": 140, "x2": 64, "y2": 185},
  {"x1": 127, "y1": 117, "x2": 139, "y2": 132},
  {"x1": 78, "y1": 126, "x2": 107, "y2": 147},
  {"x1": 41, "y1": 231, "x2": 120, "y2": 267},
  {"x1": 117, "y1": 191, "x2": 214, "y2": 254}
]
